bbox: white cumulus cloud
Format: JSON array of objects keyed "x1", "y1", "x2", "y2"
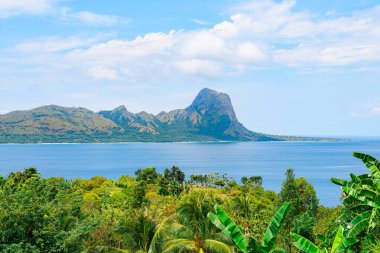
[{"x1": 0, "y1": 0, "x2": 56, "y2": 18}]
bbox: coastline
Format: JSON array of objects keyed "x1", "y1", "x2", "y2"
[{"x1": 0, "y1": 138, "x2": 351, "y2": 145}]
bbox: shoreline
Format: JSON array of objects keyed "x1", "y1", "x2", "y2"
[{"x1": 0, "y1": 139, "x2": 352, "y2": 145}]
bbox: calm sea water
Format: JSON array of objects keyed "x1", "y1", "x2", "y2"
[{"x1": 0, "y1": 138, "x2": 379, "y2": 207}]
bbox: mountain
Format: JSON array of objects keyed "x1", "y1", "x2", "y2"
[
  {"x1": 0, "y1": 105, "x2": 124, "y2": 143},
  {"x1": 98, "y1": 88, "x2": 279, "y2": 141},
  {"x1": 0, "y1": 88, "x2": 330, "y2": 143}
]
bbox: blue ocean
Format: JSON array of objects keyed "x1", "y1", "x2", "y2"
[{"x1": 0, "y1": 138, "x2": 379, "y2": 207}]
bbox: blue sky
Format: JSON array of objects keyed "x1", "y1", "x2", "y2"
[{"x1": 1, "y1": 0, "x2": 380, "y2": 136}]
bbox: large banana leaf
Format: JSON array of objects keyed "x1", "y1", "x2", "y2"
[
  {"x1": 334, "y1": 237, "x2": 359, "y2": 253},
  {"x1": 317, "y1": 234, "x2": 331, "y2": 248},
  {"x1": 208, "y1": 212, "x2": 226, "y2": 231},
  {"x1": 349, "y1": 173, "x2": 361, "y2": 183},
  {"x1": 341, "y1": 195, "x2": 357, "y2": 205},
  {"x1": 331, "y1": 226, "x2": 344, "y2": 253},
  {"x1": 356, "y1": 188, "x2": 378, "y2": 201},
  {"x1": 262, "y1": 202, "x2": 291, "y2": 250},
  {"x1": 292, "y1": 227, "x2": 359, "y2": 253},
  {"x1": 364, "y1": 162, "x2": 380, "y2": 178},
  {"x1": 290, "y1": 232, "x2": 324, "y2": 253},
  {"x1": 374, "y1": 179, "x2": 380, "y2": 190},
  {"x1": 335, "y1": 204, "x2": 368, "y2": 223},
  {"x1": 330, "y1": 178, "x2": 348, "y2": 187},
  {"x1": 342, "y1": 186, "x2": 379, "y2": 208},
  {"x1": 208, "y1": 205, "x2": 247, "y2": 253},
  {"x1": 346, "y1": 209, "x2": 372, "y2": 237},
  {"x1": 353, "y1": 153, "x2": 380, "y2": 170},
  {"x1": 353, "y1": 152, "x2": 380, "y2": 180},
  {"x1": 330, "y1": 226, "x2": 358, "y2": 253},
  {"x1": 330, "y1": 178, "x2": 360, "y2": 191}
]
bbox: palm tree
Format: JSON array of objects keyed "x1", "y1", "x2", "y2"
[
  {"x1": 150, "y1": 191, "x2": 233, "y2": 253},
  {"x1": 230, "y1": 194, "x2": 252, "y2": 221},
  {"x1": 83, "y1": 209, "x2": 157, "y2": 253},
  {"x1": 117, "y1": 209, "x2": 157, "y2": 253},
  {"x1": 83, "y1": 246, "x2": 129, "y2": 252},
  {"x1": 228, "y1": 192, "x2": 275, "y2": 240}
]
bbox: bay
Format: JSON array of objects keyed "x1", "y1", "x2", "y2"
[{"x1": 0, "y1": 138, "x2": 379, "y2": 207}]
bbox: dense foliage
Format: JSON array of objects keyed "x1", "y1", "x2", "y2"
[{"x1": 0, "y1": 152, "x2": 378, "y2": 252}]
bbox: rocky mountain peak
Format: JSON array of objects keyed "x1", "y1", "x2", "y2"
[
  {"x1": 188, "y1": 88, "x2": 237, "y2": 122},
  {"x1": 112, "y1": 105, "x2": 128, "y2": 113}
]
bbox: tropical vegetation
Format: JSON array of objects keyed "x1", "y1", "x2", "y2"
[{"x1": 0, "y1": 153, "x2": 378, "y2": 252}]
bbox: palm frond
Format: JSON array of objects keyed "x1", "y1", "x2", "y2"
[
  {"x1": 204, "y1": 239, "x2": 233, "y2": 253},
  {"x1": 162, "y1": 239, "x2": 196, "y2": 253}
]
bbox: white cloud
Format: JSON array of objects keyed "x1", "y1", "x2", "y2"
[
  {"x1": 87, "y1": 66, "x2": 119, "y2": 80},
  {"x1": 69, "y1": 11, "x2": 121, "y2": 25},
  {"x1": 179, "y1": 31, "x2": 228, "y2": 59},
  {"x1": 13, "y1": 35, "x2": 108, "y2": 53},
  {"x1": 4, "y1": 0, "x2": 380, "y2": 83},
  {"x1": 60, "y1": 8, "x2": 127, "y2": 26},
  {"x1": 275, "y1": 44, "x2": 380, "y2": 66},
  {"x1": 192, "y1": 19, "x2": 209, "y2": 25},
  {"x1": 217, "y1": 0, "x2": 380, "y2": 67},
  {"x1": 175, "y1": 59, "x2": 222, "y2": 78},
  {"x1": 0, "y1": 1, "x2": 126, "y2": 26},
  {"x1": 0, "y1": 0, "x2": 56, "y2": 18},
  {"x1": 236, "y1": 42, "x2": 267, "y2": 63},
  {"x1": 66, "y1": 28, "x2": 268, "y2": 79}
]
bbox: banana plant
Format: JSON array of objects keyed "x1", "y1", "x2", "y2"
[
  {"x1": 208, "y1": 201, "x2": 291, "y2": 253},
  {"x1": 290, "y1": 226, "x2": 359, "y2": 253},
  {"x1": 331, "y1": 152, "x2": 380, "y2": 237}
]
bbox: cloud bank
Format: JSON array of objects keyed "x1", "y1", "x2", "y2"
[
  {"x1": 0, "y1": 0, "x2": 56, "y2": 18},
  {"x1": 6, "y1": 0, "x2": 380, "y2": 82}
]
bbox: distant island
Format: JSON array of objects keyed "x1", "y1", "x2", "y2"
[{"x1": 0, "y1": 88, "x2": 335, "y2": 143}]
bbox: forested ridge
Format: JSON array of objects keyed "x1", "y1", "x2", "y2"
[{"x1": 0, "y1": 153, "x2": 378, "y2": 252}]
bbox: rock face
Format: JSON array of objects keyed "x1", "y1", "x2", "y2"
[
  {"x1": 183, "y1": 88, "x2": 254, "y2": 140},
  {"x1": 0, "y1": 88, "x2": 320, "y2": 143},
  {"x1": 99, "y1": 88, "x2": 277, "y2": 141}
]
